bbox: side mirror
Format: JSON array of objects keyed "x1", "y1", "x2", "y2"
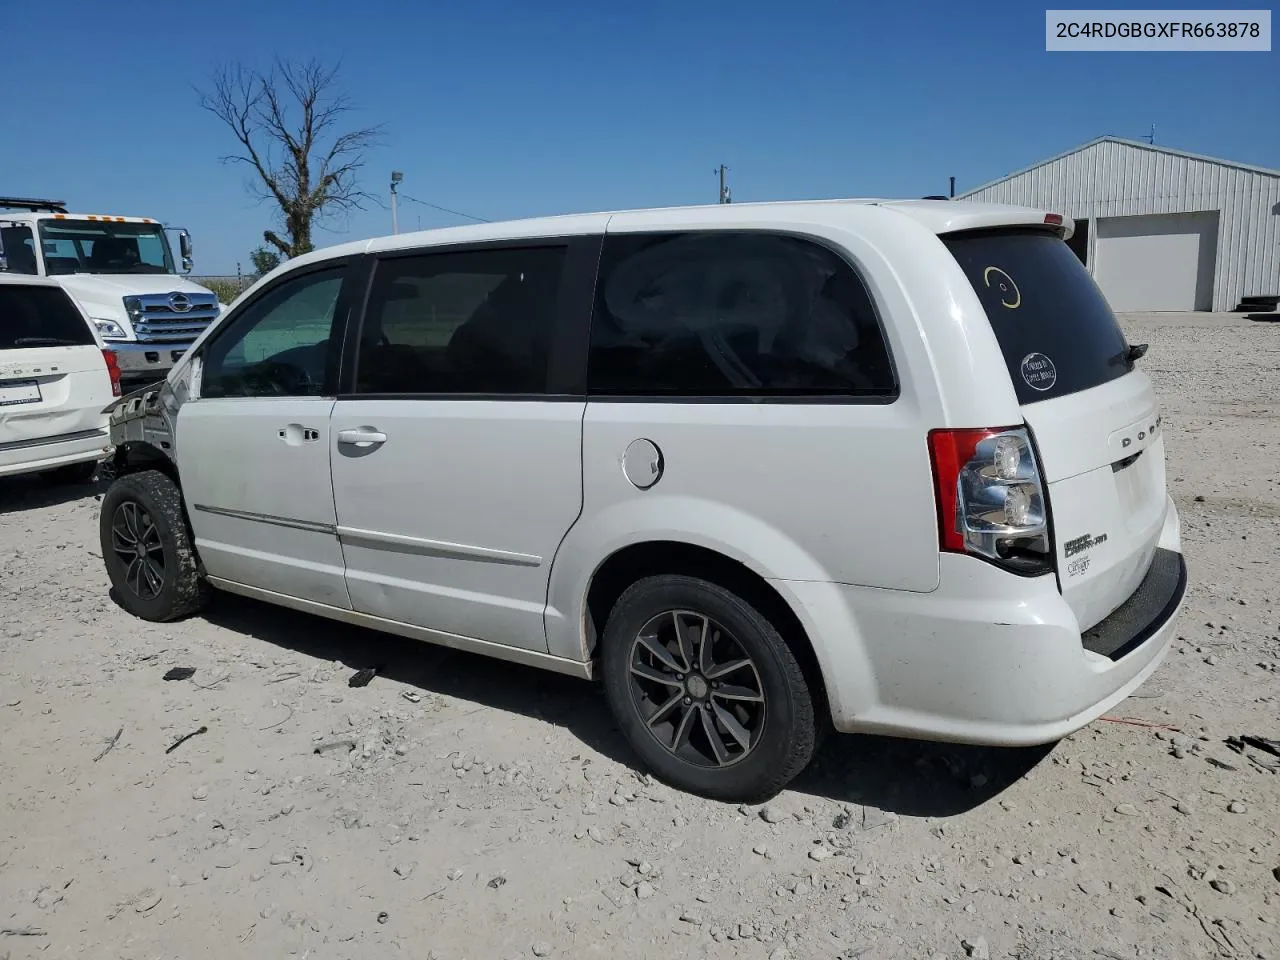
[{"x1": 179, "y1": 231, "x2": 193, "y2": 273}]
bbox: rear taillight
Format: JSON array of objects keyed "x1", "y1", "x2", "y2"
[
  {"x1": 928, "y1": 426, "x2": 1052, "y2": 576},
  {"x1": 103, "y1": 349, "x2": 122, "y2": 397}
]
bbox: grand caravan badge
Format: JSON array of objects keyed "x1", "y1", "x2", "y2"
[{"x1": 1020, "y1": 352, "x2": 1057, "y2": 391}]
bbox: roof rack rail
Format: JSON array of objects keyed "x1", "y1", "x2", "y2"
[{"x1": 0, "y1": 196, "x2": 69, "y2": 213}]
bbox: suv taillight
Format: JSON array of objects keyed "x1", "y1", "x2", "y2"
[
  {"x1": 928, "y1": 426, "x2": 1052, "y2": 576},
  {"x1": 103, "y1": 349, "x2": 122, "y2": 397}
]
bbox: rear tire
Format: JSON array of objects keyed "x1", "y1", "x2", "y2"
[
  {"x1": 601, "y1": 575, "x2": 817, "y2": 802},
  {"x1": 42, "y1": 461, "x2": 99, "y2": 486},
  {"x1": 100, "y1": 470, "x2": 211, "y2": 622}
]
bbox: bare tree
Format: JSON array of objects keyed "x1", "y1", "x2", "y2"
[{"x1": 199, "y1": 59, "x2": 381, "y2": 259}]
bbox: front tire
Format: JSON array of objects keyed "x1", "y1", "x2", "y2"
[
  {"x1": 601, "y1": 575, "x2": 817, "y2": 802},
  {"x1": 100, "y1": 470, "x2": 210, "y2": 622}
]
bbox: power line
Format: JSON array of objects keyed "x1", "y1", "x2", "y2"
[{"x1": 398, "y1": 193, "x2": 491, "y2": 223}]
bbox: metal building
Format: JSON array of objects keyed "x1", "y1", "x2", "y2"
[{"x1": 958, "y1": 137, "x2": 1280, "y2": 312}]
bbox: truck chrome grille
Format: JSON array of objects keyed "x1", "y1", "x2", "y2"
[{"x1": 131, "y1": 291, "x2": 219, "y2": 343}]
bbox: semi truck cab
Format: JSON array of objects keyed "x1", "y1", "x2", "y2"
[{"x1": 0, "y1": 196, "x2": 223, "y2": 388}]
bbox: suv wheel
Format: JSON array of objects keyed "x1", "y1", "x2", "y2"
[
  {"x1": 601, "y1": 575, "x2": 817, "y2": 802},
  {"x1": 100, "y1": 470, "x2": 211, "y2": 622}
]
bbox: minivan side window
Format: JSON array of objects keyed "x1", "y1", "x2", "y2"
[
  {"x1": 355, "y1": 246, "x2": 567, "y2": 396},
  {"x1": 201, "y1": 267, "x2": 345, "y2": 399},
  {"x1": 587, "y1": 232, "x2": 896, "y2": 398}
]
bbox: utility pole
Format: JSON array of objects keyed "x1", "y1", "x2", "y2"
[
  {"x1": 390, "y1": 170, "x2": 404, "y2": 234},
  {"x1": 949, "y1": 176, "x2": 956, "y2": 199},
  {"x1": 715, "y1": 164, "x2": 732, "y2": 204}
]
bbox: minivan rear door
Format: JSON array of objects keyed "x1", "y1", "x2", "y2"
[
  {"x1": 943, "y1": 229, "x2": 1169, "y2": 631},
  {"x1": 328, "y1": 238, "x2": 594, "y2": 655},
  {"x1": 0, "y1": 283, "x2": 112, "y2": 458}
]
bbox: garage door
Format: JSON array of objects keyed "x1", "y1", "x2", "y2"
[{"x1": 1093, "y1": 211, "x2": 1219, "y2": 311}]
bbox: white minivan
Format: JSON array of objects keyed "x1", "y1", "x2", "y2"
[
  {"x1": 99, "y1": 199, "x2": 1186, "y2": 800},
  {"x1": 1, "y1": 274, "x2": 120, "y2": 483}
]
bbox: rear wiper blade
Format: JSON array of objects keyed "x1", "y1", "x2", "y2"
[
  {"x1": 13, "y1": 336, "x2": 79, "y2": 346},
  {"x1": 1111, "y1": 342, "x2": 1149, "y2": 367}
]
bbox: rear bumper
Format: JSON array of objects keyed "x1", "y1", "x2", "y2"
[
  {"x1": 1080, "y1": 547, "x2": 1186, "y2": 661},
  {"x1": 104, "y1": 341, "x2": 191, "y2": 375},
  {"x1": 789, "y1": 495, "x2": 1185, "y2": 745},
  {"x1": 0, "y1": 428, "x2": 111, "y2": 478}
]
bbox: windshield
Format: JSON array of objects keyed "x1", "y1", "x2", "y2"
[
  {"x1": 38, "y1": 219, "x2": 175, "y2": 276},
  {"x1": 943, "y1": 228, "x2": 1131, "y2": 405}
]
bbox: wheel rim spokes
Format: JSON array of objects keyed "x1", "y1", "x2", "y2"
[
  {"x1": 636, "y1": 631, "x2": 683, "y2": 674},
  {"x1": 671, "y1": 610, "x2": 696, "y2": 673},
  {"x1": 710, "y1": 683, "x2": 764, "y2": 703},
  {"x1": 647, "y1": 692, "x2": 684, "y2": 728},
  {"x1": 627, "y1": 608, "x2": 766, "y2": 769},
  {"x1": 632, "y1": 661, "x2": 681, "y2": 687},
  {"x1": 111, "y1": 501, "x2": 165, "y2": 601},
  {"x1": 670, "y1": 703, "x2": 698, "y2": 753},
  {"x1": 699, "y1": 707, "x2": 732, "y2": 765}
]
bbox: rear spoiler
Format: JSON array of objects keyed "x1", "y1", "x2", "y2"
[{"x1": 879, "y1": 200, "x2": 1075, "y2": 240}]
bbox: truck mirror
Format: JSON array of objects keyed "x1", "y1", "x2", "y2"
[{"x1": 179, "y1": 231, "x2": 193, "y2": 273}]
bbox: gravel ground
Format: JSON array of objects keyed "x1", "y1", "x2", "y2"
[{"x1": 1, "y1": 311, "x2": 1277, "y2": 960}]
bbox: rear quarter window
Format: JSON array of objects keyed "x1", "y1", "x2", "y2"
[
  {"x1": 588, "y1": 231, "x2": 896, "y2": 399},
  {"x1": 943, "y1": 229, "x2": 1130, "y2": 404},
  {"x1": 0, "y1": 284, "x2": 96, "y2": 350}
]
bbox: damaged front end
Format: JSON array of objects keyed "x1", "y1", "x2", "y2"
[{"x1": 103, "y1": 374, "x2": 189, "y2": 477}]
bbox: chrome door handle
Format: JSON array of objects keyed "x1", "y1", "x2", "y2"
[{"x1": 337, "y1": 428, "x2": 387, "y2": 446}]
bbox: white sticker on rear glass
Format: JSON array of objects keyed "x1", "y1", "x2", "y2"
[
  {"x1": 1020, "y1": 352, "x2": 1057, "y2": 391},
  {"x1": 982, "y1": 266, "x2": 1021, "y2": 309}
]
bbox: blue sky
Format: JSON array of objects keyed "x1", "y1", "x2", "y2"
[{"x1": 2, "y1": 0, "x2": 1276, "y2": 274}]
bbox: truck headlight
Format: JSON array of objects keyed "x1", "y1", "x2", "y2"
[
  {"x1": 94, "y1": 319, "x2": 126, "y2": 338},
  {"x1": 122, "y1": 296, "x2": 144, "y2": 322}
]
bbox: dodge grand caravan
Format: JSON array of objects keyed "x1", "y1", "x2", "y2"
[
  {"x1": 98, "y1": 199, "x2": 1187, "y2": 801},
  {"x1": 2, "y1": 274, "x2": 120, "y2": 483}
]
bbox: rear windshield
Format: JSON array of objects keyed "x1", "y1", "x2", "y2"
[
  {"x1": 944, "y1": 229, "x2": 1130, "y2": 404},
  {"x1": 0, "y1": 284, "x2": 95, "y2": 350}
]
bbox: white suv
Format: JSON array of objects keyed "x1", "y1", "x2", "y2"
[
  {"x1": 99, "y1": 200, "x2": 1186, "y2": 801},
  {"x1": 1, "y1": 274, "x2": 120, "y2": 483}
]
